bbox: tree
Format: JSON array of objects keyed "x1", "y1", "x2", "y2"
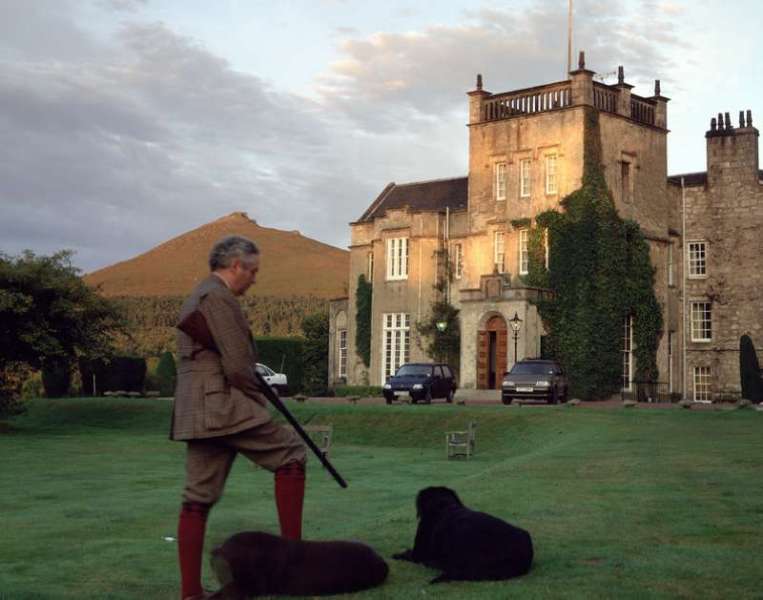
[
  {"x1": 301, "y1": 311, "x2": 329, "y2": 396},
  {"x1": 0, "y1": 250, "x2": 124, "y2": 415}
]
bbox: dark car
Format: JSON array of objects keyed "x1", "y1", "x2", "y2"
[
  {"x1": 383, "y1": 363, "x2": 457, "y2": 404},
  {"x1": 501, "y1": 359, "x2": 569, "y2": 405}
]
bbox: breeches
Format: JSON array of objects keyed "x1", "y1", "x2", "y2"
[{"x1": 182, "y1": 419, "x2": 306, "y2": 505}]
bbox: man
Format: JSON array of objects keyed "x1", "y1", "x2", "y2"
[{"x1": 171, "y1": 235, "x2": 306, "y2": 600}]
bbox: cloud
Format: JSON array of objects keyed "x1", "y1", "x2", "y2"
[
  {"x1": 0, "y1": 0, "x2": 697, "y2": 274},
  {"x1": 316, "y1": 0, "x2": 691, "y2": 133}
]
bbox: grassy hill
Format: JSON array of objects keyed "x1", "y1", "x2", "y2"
[{"x1": 83, "y1": 212, "x2": 349, "y2": 299}]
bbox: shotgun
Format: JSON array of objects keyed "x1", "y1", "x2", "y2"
[{"x1": 178, "y1": 310, "x2": 348, "y2": 488}]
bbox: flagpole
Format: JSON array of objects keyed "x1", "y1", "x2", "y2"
[{"x1": 567, "y1": 0, "x2": 573, "y2": 76}]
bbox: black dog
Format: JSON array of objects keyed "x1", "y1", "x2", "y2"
[
  {"x1": 208, "y1": 531, "x2": 388, "y2": 599},
  {"x1": 393, "y1": 486, "x2": 533, "y2": 583}
]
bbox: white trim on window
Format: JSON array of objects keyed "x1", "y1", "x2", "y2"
[
  {"x1": 385, "y1": 237, "x2": 409, "y2": 280},
  {"x1": 687, "y1": 241, "x2": 707, "y2": 278},
  {"x1": 690, "y1": 301, "x2": 712, "y2": 342},
  {"x1": 693, "y1": 366, "x2": 711, "y2": 402},
  {"x1": 668, "y1": 243, "x2": 674, "y2": 287},
  {"x1": 452, "y1": 242, "x2": 463, "y2": 279},
  {"x1": 338, "y1": 329, "x2": 347, "y2": 379},
  {"x1": 381, "y1": 313, "x2": 410, "y2": 382},
  {"x1": 494, "y1": 231, "x2": 505, "y2": 273},
  {"x1": 622, "y1": 315, "x2": 633, "y2": 391},
  {"x1": 520, "y1": 158, "x2": 531, "y2": 198},
  {"x1": 545, "y1": 154, "x2": 558, "y2": 195},
  {"x1": 518, "y1": 229, "x2": 529, "y2": 275},
  {"x1": 495, "y1": 162, "x2": 507, "y2": 201}
]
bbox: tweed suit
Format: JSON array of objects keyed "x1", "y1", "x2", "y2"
[{"x1": 172, "y1": 274, "x2": 305, "y2": 504}]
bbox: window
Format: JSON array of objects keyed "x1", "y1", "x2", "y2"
[
  {"x1": 688, "y1": 241, "x2": 707, "y2": 278},
  {"x1": 518, "y1": 229, "x2": 529, "y2": 275},
  {"x1": 338, "y1": 329, "x2": 347, "y2": 379},
  {"x1": 494, "y1": 231, "x2": 505, "y2": 273},
  {"x1": 690, "y1": 302, "x2": 712, "y2": 342},
  {"x1": 382, "y1": 313, "x2": 410, "y2": 381},
  {"x1": 386, "y1": 237, "x2": 408, "y2": 280},
  {"x1": 621, "y1": 161, "x2": 632, "y2": 203},
  {"x1": 668, "y1": 243, "x2": 674, "y2": 287},
  {"x1": 495, "y1": 162, "x2": 507, "y2": 201},
  {"x1": 622, "y1": 315, "x2": 633, "y2": 391},
  {"x1": 545, "y1": 154, "x2": 558, "y2": 195},
  {"x1": 367, "y1": 251, "x2": 374, "y2": 280},
  {"x1": 451, "y1": 243, "x2": 463, "y2": 279},
  {"x1": 435, "y1": 366, "x2": 444, "y2": 377},
  {"x1": 693, "y1": 366, "x2": 711, "y2": 402},
  {"x1": 520, "y1": 159, "x2": 531, "y2": 198}
]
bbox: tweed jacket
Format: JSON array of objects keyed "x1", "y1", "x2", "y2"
[{"x1": 170, "y1": 275, "x2": 272, "y2": 441}]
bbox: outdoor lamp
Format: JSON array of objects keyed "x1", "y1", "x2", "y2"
[
  {"x1": 436, "y1": 320, "x2": 448, "y2": 332},
  {"x1": 510, "y1": 312, "x2": 522, "y2": 364}
]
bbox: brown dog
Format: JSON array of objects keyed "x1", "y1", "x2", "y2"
[
  {"x1": 208, "y1": 531, "x2": 388, "y2": 599},
  {"x1": 393, "y1": 486, "x2": 534, "y2": 583}
]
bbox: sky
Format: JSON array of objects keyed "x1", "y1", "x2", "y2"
[{"x1": 1, "y1": 0, "x2": 761, "y2": 273}]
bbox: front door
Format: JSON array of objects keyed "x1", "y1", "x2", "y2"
[{"x1": 477, "y1": 315, "x2": 508, "y2": 389}]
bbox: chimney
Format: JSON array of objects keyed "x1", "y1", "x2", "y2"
[{"x1": 706, "y1": 109, "x2": 759, "y2": 187}]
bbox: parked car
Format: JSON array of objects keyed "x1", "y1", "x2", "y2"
[
  {"x1": 501, "y1": 359, "x2": 568, "y2": 405},
  {"x1": 383, "y1": 363, "x2": 457, "y2": 404},
  {"x1": 255, "y1": 363, "x2": 288, "y2": 396}
]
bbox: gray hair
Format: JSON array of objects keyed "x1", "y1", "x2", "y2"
[{"x1": 209, "y1": 235, "x2": 259, "y2": 271}]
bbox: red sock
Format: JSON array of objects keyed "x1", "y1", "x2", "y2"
[
  {"x1": 274, "y1": 461, "x2": 306, "y2": 540},
  {"x1": 177, "y1": 502, "x2": 210, "y2": 599}
]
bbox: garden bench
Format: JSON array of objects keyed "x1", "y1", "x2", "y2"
[{"x1": 445, "y1": 421, "x2": 477, "y2": 460}]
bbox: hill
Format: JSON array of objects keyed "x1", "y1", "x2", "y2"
[{"x1": 84, "y1": 212, "x2": 349, "y2": 298}]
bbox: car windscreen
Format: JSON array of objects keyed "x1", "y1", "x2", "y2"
[
  {"x1": 395, "y1": 365, "x2": 432, "y2": 376},
  {"x1": 510, "y1": 363, "x2": 555, "y2": 375}
]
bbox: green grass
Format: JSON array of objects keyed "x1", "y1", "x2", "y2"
[{"x1": 1, "y1": 398, "x2": 762, "y2": 599}]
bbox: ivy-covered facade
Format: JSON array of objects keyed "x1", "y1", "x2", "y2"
[{"x1": 329, "y1": 55, "x2": 762, "y2": 402}]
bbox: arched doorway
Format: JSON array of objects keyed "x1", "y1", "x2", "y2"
[{"x1": 477, "y1": 315, "x2": 507, "y2": 389}]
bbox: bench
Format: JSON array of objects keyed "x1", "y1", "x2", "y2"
[{"x1": 445, "y1": 421, "x2": 477, "y2": 460}]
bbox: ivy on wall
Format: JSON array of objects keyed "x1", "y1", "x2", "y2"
[
  {"x1": 524, "y1": 107, "x2": 663, "y2": 400},
  {"x1": 355, "y1": 274, "x2": 372, "y2": 367},
  {"x1": 415, "y1": 247, "x2": 461, "y2": 373}
]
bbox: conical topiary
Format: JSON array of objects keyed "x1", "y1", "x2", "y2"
[
  {"x1": 155, "y1": 351, "x2": 177, "y2": 397},
  {"x1": 739, "y1": 335, "x2": 763, "y2": 403}
]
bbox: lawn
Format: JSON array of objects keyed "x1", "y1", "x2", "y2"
[{"x1": 1, "y1": 398, "x2": 761, "y2": 599}]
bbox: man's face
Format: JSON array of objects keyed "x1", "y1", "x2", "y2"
[{"x1": 230, "y1": 254, "x2": 260, "y2": 296}]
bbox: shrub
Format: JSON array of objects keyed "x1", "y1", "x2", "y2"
[
  {"x1": 155, "y1": 351, "x2": 177, "y2": 397},
  {"x1": 333, "y1": 385, "x2": 383, "y2": 397},
  {"x1": 21, "y1": 371, "x2": 44, "y2": 399},
  {"x1": 301, "y1": 312, "x2": 329, "y2": 396},
  {"x1": 79, "y1": 356, "x2": 147, "y2": 395},
  {"x1": 739, "y1": 335, "x2": 763, "y2": 402},
  {"x1": 42, "y1": 360, "x2": 72, "y2": 398},
  {"x1": 0, "y1": 362, "x2": 32, "y2": 418}
]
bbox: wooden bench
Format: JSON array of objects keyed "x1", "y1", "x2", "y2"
[{"x1": 445, "y1": 421, "x2": 477, "y2": 460}]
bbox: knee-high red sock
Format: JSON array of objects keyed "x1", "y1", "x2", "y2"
[
  {"x1": 177, "y1": 502, "x2": 210, "y2": 599},
  {"x1": 274, "y1": 461, "x2": 306, "y2": 540}
]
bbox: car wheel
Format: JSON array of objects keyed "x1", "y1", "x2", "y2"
[
  {"x1": 502, "y1": 396, "x2": 512, "y2": 405},
  {"x1": 424, "y1": 388, "x2": 432, "y2": 404},
  {"x1": 446, "y1": 389, "x2": 454, "y2": 403}
]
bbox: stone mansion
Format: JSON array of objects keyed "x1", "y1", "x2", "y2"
[{"x1": 328, "y1": 54, "x2": 762, "y2": 402}]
